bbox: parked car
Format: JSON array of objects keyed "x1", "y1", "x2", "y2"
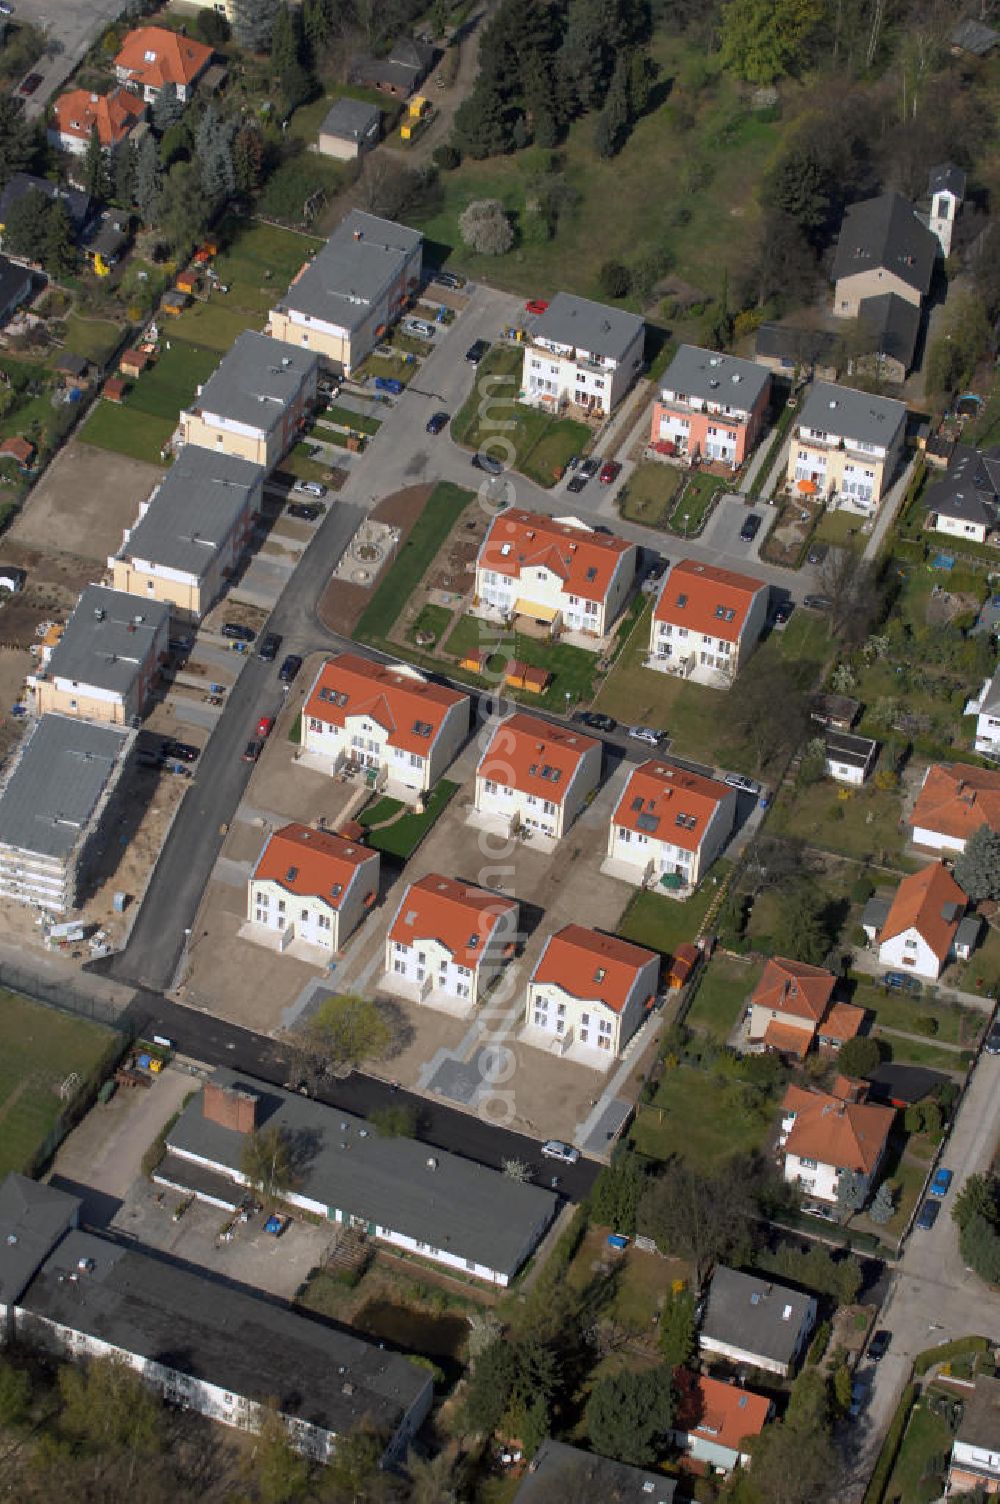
[
  {"x1": 600, "y1": 461, "x2": 622, "y2": 485},
  {"x1": 807, "y1": 543, "x2": 828, "y2": 566},
  {"x1": 773, "y1": 601, "x2": 794, "y2": 627},
  {"x1": 576, "y1": 711, "x2": 617, "y2": 733},
  {"x1": 374, "y1": 376, "x2": 403, "y2": 395},
  {"x1": 985, "y1": 1029, "x2": 1000, "y2": 1056},
  {"x1": 426, "y1": 411, "x2": 449, "y2": 435},
  {"x1": 18, "y1": 73, "x2": 42, "y2": 97},
  {"x1": 221, "y1": 621, "x2": 256, "y2": 643},
  {"x1": 541, "y1": 1140, "x2": 580, "y2": 1165},
  {"x1": 740, "y1": 512, "x2": 762, "y2": 542},
  {"x1": 525, "y1": 299, "x2": 549, "y2": 316},
  {"x1": 916, "y1": 1198, "x2": 940, "y2": 1230},
  {"x1": 867, "y1": 1329, "x2": 891, "y2": 1362},
  {"x1": 242, "y1": 739, "x2": 263, "y2": 763},
  {"x1": 256, "y1": 716, "x2": 275, "y2": 739},
  {"x1": 802, "y1": 1200, "x2": 837, "y2": 1222},
  {"x1": 465, "y1": 339, "x2": 490, "y2": 364},
  {"x1": 294, "y1": 480, "x2": 327, "y2": 498},
  {"x1": 288, "y1": 503, "x2": 320, "y2": 521},
  {"x1": 168, "y1": 635, "x2": 193, "y2": 655},
  {"x1": 431, "y1": 270, "x2": 463, "y2": 290},
  {"x1": 403, "y1": 318, "x2": 436, "y2": 340},
  {"x1": 258, "y1": 632, "x2": 282, "y2": 661},
  {"x1": 849, "y1": 1381, "x2": 868, "y2": 1420},
  {"x1": 473, "y1": 452, "x2": 504, "y2": 475},
  {"x1": 803, "y1": 594, "x2": 833, "y2": 611},
  {"x1": 579, "y1": 457, "x2": 601, "y2": 480},
  {"x1": 930, "y1": 1167, "x2": 954, "y2": 1198},
  {"x1": 566, "y1": 454, "x2": 580, "y2": 470},
  {"x1": 884, "y1": 971, "x2": 922, "y2": 995},
  {"x1": 162, "y1": 739, "x2": 199, "y2": 763},
  {"x1": 628, "y1": 725, "x2": 662, "y2": 746},
  {"x1": 724, "y1": 773, "x2": 759, "y2": 794},
  {"x1": 279, "y1": 654, "x2": 302, "y2": 684},
  {"x1": 0, "y1": 4, "x2": 15, "y2": 15},
  {"x1": 567, "y1": 474, "x2": 587, "y2": 493}
]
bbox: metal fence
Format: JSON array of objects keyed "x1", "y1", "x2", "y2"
[{"x1": 0, "y1": 960, "x2": 135, "y2": 1036}]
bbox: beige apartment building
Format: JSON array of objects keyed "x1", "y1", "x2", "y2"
[
  {"x1": 27, "y1": 585, "x2": 168, "y2": 725},
  {"x1": 787, "y1": 382, "x2": 907, "y2": 514},
  {"x1": 178, "y1": 332, "x2": 318, "y2": 471}
]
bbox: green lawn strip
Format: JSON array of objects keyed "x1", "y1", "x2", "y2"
[
  {"x1": 616, "y1": 871, "x2": 729, "y2": 956},
  {"x1": 356, "y1": 483, "x2": 474, "y2": 642},
  {"x1": 748, "y1": 401, "x2": 794, "y2": 502},
  {"x1": 0, "y1": 991, "x2": 118, "y2": 1178},
  {"x1": 450, "y1": 345, "x2": 524, "y2": 447},
  {"x1": 257, "y1": 152, "x2": 347, "y2": 224},
  {"x1": 125, "y1": 339, "x2": 220, "y2": 419},
  {"x1": 618, "y1": 463, "x2": 682, "y2": 528},
  {"x1": 848, "y1": 978, "x2": 979, "y2": 1046},
  {"x1": 405, "y1": 603, "x2": 453, "y2": 647},
  {"x1": 168, "y1": 300, "x2": 266, "y2": 352},
  {"x1": 813, "y1": 507, "x2": 865, "y2": 547},
  {"x1": 320, "y1": 404, "x2": 381, "y2": 435},
  {"x1": 62, "y1": 313, "x2": 122, "y2": 366},
  {"x1": 358, "y1": 779, "x2": 458, "y2": 859},
  {"x1": 520, "y1": 417, "x2": 591, "y2": 487},
  {"x1": 685, "y1": 954, "x2": 761, "y2": 1039},
  {"x1": 668, "y1": 472, "x2": 726, "y2": 535},
  {"x1": 354, "y1": 351, "x2": 418, "y2": 385},
  {"x1": 883, "y1": 1392, "x2": 955, "y2": 1504},
  {"x1": 951, "y1": 922, "x2": 1000, "y2": 995},
  {"x1": 79, "y1": 401, "x2": 174, "y2": 465},
  {"x1": 766, "y1": 778, "x2": 907, "y2": 868},
  {"x1": 631, "y1": 1065, "x2": 770, "y2": 1169},
  {"x1": 441, "y1": 613, "x2": 597, "y2": 711},
  {"x1": 284, "y1": 444, "x2": 331, "y2": 483},
  {"x1": 874, "y1": 1033, "x2": 972, "y2": 1073}
]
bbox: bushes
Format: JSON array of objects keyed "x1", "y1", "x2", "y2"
[
  {"x1": 863, "y1": 1382, "x2": 917, "y2": 1504},
  {"x1": 913, "y1": 1335, "x2": 989, "y2": 1376},
  {"x1": 806, "y1": 1320, "x2": 831, "y2": 1366},
  {"x1": 432, "y1": 144, "x2": 461, "y2": 170}
]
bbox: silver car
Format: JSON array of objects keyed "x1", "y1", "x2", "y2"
[
  {"x1": 628, "y1": 725, "x2": 661, "y2": 746},
  {"x1": 541, "y1": 1140, "x2": 580, "y2": 1165}
]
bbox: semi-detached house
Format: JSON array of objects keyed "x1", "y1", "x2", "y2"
[
  {"x1": 747, "y1": 957, "x2": 864, "y2": 1059},
  {"x1": 863, "y1": 861, "x2": 978, "y2": 980},
  {"x1": 268, "y1": 209, "x2": 422, "y2": 375},
  {"x1": 247, "y1": 823, "x2": 379, "y2": 956},
  {"x1": 910, "y1": 761, "x2": 1000, "y2": 854},
  {"x1": 384, "y1": 872, "x2": 518, "y2": 1011},
  {"x1": 474, "y1": 712, "x2": 601, "y2": 841},
  {"x1": 779, "y1": 1079, "x2": 895, "y2": 1204},
  {"x1": 301, "y1": 654, "x2": 469, "y2": 797},
  {"x1": 651, "y1": 345, "x2": 771, "y2": 468},
  {"x1": 474, "y1": 509, "x2": 637, "y2": 644},
  {"x1": 649, "y1": 558, "x2": 769, "y2": 688},
  {"x1": 178, "y1": 331, "x2": 318, "y2": 472},
  {"x1": 788, "y1": 381, "x2": 906, "y2": 513},
  {"x1": 521, "y1": 292, "x2": 644, "y2": 417},
  {"x1": 607, "y1": 760, "x2": 736, "y2": 890},
  {"x1": 523, "y1": 924, "x2": 659, "y2": 1064}
]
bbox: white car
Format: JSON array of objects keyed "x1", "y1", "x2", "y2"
[
  {"x1": 294, "y1": 480, "x2": 327, "y2": 498},
  {"x1": 724, "y1": 773, "x2": 759, "y2": 794},
  {"x1": 403, "y1": 318, "x2": 436, "y2": 340},
  {"x1": 541, "y1": 1140, "x2": 580, "y2": 1165},
  {"x1": 628, "y1": 725, "x2": 661, "y2": 746}
]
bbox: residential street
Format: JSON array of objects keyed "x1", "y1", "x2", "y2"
[{"x1": 13, "y1": 0, "x2": 128, "y2": 118}]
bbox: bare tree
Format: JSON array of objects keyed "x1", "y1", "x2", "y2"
[
  {"x1": 459, "y1": 199, "x2": 514, "y2": 255},
  {"x1": 819, "y1": 546, "x2": 879, "y2": 645}
]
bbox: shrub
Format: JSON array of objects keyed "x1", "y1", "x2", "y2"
[
  {"x1": 806, "y1": 1320, "x2": 831, "y2": 1366},
  {"x1": 598, "y1": 260, "x2": 631, "y2": 298},
  {"x1": 913, "y1": 1013, "x2": 939, "y2": 1037},
  {"x1": 851, "y1": 876, "x2": 876, "y2": 903},
  {"x1": 196, "y1": 10, "x2": 231, "y2": 46},
  {"x1": 432, "y1": 143, "x2": 461, "y2": 170},
  {"x1": 458, "y1": 199, "x2": 513, "y2": 255}
]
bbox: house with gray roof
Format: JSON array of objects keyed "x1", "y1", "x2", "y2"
[
  {"x1": 27, "y1": 585, "x2": 168, "y2": 726},
  {"x1": 178, "y1": 331, "x2": 318, "y2": 471},
  {"x1": 966, "y1": 661, "x2": 1000, "y2": 759},
  {"x1": 513, "y1": 1440, "x2": 677, "y2": 1503},
  {"x1": 832, "y1": 192, "x2": 938, "y2": 317},
  {"x1": 269, "y1": 209, "x2": 423, "y2": 375},
  {"x1": 162, "y1": 1070, "x2": 557, "y2": 1286},
  {"x1": 523, "y1": 292, "x2": 645, "y2": 417},
  {"x1": 353, "y1": 36, "x2": 434, "y2": 97},
  {"x1": 924, "y1": 444, "x2": 1000, "y2": 546},
  {"x1": 653, "y1": 344, "x2": 771, "y2": 468},
  {"x1": 787, "y1": 381, "x2": 907, "y2": 513},
  {"x1": 318, "y1": 98, "x2": 381, "y2": 160},
  {"x1": 855, "y1": 292, "x2": 922, "y2": 382},
  {"x1": 699, "y1": 1267, "x2": 816, "y2": 1377},
  {"x1": 0, "y1": 1175, "x2": 80, "y2": 1327},
  {"x1": 109, "y1": 444, "x2": 265, "y2": 620},
  {"x1": 950, "y1": 18, "x2": 999, "y2": 56},
  {"x1": 0, "y1": 714, "x2": 133, "y2": 911}
]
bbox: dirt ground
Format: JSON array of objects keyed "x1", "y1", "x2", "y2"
[
  {"x1": 318, "y1": 484, "x2": 434, "y2": 636},
  {"x1": 762, "y1": 495, "x2": 822, "y2": 566},
  {"x1": 7, "y1": 440, "x2": 165, "y2": 566},
  {"x1": 926, "y1": 587, "x2": 979, "y2": 626}
]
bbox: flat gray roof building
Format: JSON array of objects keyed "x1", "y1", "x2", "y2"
[
  {"x1": 118, "y1": 444, "x2": 264, "y2": 583},
  {"x1": 190, "y1": 331, "x2": 317, "y2": 434},
  {"x1": 35, "y1": 585, "x2": 168, "y2": 702},
  {"x1": 0, "y1": 714, "x2": 132, "y2": 862},
  {"x1": 531, "y1": 292, "x2": 644, "y2": 362},
  {"x1": 513, "y1": 1440, "x2": 677, "y2": 1503},
  {"x1": 661, "y1": 344, "x2": 770, "y2": 409},
  {"x1": 797, "y1": 381, "x2": 907, "y2": 450},
  {"x1": 0, "y1": 1174, "x2": 80, "y2": 1308},
  {"x1": 699, "y1": 1266, "x2": 816, "y2": 1375},
  {"x1": 275, "y1": 210, "x2": 423, "y2": 334},
  {"x1": 166, "y1": 1069, "x2": 556, "y2": 1284}
]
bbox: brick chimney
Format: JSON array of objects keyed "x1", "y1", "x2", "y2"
[{"x1": 203, "y1": 1080, "x2": 258, "y2": 1134}]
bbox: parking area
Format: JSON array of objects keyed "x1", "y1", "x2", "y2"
[{"x1": 7, "y1": 441, "x2": 164, "y2": 566}]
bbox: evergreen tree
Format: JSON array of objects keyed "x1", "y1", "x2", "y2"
[
  {"x1": 955, "y1": 823, "x2": 1000, "y2": 902},
  {"x1": 134, "y1": 131, "x2": 162, "y2": 224},
  {"x1": 271, "y1": 2, "x2": 299, "y2": 76},
  {"x1": 594, "y1": 52, "x2": 630, "y2": 157},
  {"x1": 585, "y1": 1365, "x2": 674, "y2": 1467},
  {"x1": 158, "y1": 160, "x2": 208, "y2": 254},
  {"x1": 658, "y1": 1287, "x2": 696, "y2": 1367},
  {"x1": 232, "y1": 120, "x2": 265, "y2": 194},
  {"x1": 195, "y1": 105, "x2": 235, "y2": 205},
  {"x1": 3, "y1": 186, "x2": 52, "y2": 264},
  {"x1": 82, "y1": 125, "x2": 109, "y2": 201},
  {"x1": 113, "y1": 140, "x2": 137, "y2": 207},
  {"x1": 151, "y1": 81, "x2": 182, "y2": 132},
  {"x1": 302, "y1": 0, "x2": 332, "y2": 61},
  {"x1": 868, "y1": 1181, "x2": 895, "y2": 1225},
  {"x1": 589, "y1": 1152, "x2": 645, "y2": 1237},
  {"x1": 231, "y1": 0, "x2": 280, "y2": 52},
  {"x1": 836, "y1": 1169, "x2": 867, "y2": 1222}
]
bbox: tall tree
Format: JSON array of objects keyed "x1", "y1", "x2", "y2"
[
  {"x1": 271, "y1": 3, "x2": 299, "y2": 75},
  {"x1": 0, "y1": 93, "x2": 36, "y2": 188},
  {"x1": 113, "y1": 140, "x2": 137, "y2": 207},
  {"x1": 243, "y1": 1402, "x2": 310, "y2": 1504},
  {"x1": 658, "y1": 1287, "x2": 696, "y2": 1367},
  {"x1": 589, "y1": 1152, "x2": 646, "y2": 1236},
  {"x1": 134, "y1": 130, "x2": 162, "y2": 224},
  {"x1": 57, "y1": 1354, "x2": 163, "y2": 1464},
  {"x1": 295, "y1": 993, "x2": 392, "y2": 1081},
  {"x1": 195, "y1": 105, "x2": 235, "y2": 205},
  {"x1": 157, "y1": 159, "x2": 208, "y2": 253},
  {"x1": 240, "y1": 1123, "x2": 297, "y2": 1206},
  {"x1": 954, "y1": 824, "x2": 1000, "y2": 901},
  {"x1": 82, "y1": 125, "x2": 109, "y2": 201},
  {"x1": 151, "y1": 81, "x2": 182, "y2": 132},
  {"x1": 231, "y1": 0, "x2": 281, "y2": 52},
  {"x1": 3, "y1": 186, "x2": 52, "y2": 264},
  {"x1": 720, "y1": 0, "x2": 824, "y2": 84},
  {"x1": 232, "y1": 120, "x2": 265, "y2": 194},
  {"x1": 585, "y1": 1365, "x2": 675, "y2": 1466},
  {"x1": 818, "y1": 548, "x2": 879, "y2": 646},
  {"x1": 43, "y1": 200, "x2": 77, "y2": 280},
  {"x1": 769, "y1": 882, "x2": 835, "y2": 966},
  {"x1": 638, "y1": 1157, "x2": 762, "y2": 1285}
]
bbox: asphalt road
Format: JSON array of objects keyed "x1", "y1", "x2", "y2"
[
  {"x1": 122, "y1": 986, "x2": 600, "y2": 1200},
  {"x1": 12, "y1": 0, "x2": 128, "y2": 117}
]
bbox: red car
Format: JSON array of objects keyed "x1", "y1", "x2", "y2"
[
  {"x1": 256, "y1": 715, "x2": 274, "y2": 739},
  {"x1": 525, "y1": 299, "x2": 549, "y2": 316},
  {"x1": 600, "y1": 461, "x2": 622, "y2": 485}
]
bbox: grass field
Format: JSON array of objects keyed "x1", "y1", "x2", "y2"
[
  {"x1": 125, "y1": 339, "x2": 220, "y2": 420},
  {"x1": 848, "y1": 978, "x2": 981, "y2": 1047},
  {"x1": 616, "y1": 871, "x2": 728, "y2": 956},
  {"x1": 80, "y1": 401, "x2": 175, "y2": 465},
  {"x1": 405, "y1": 603, "x2": 453, "y2": 647},
  {"x1": 0, "y1": 991, "x2": 118, "y2": 1178},
  {"x1": 358, "y1": 780, "x2": 458, "y2": 858},
  {"x1": 448, "y1": 344, "x2": 588, "y2": 485},
  {"x1": 685, "y1": 953, "x2": 761, "y2": 1040},
  {"x1": 631, "y1": 1065, "x2": 771, "y2": 1168},
  {"x1": 62, "y1": 313, "x2": 121, "y2": 367},
  {"x1": 673, "y1": 473, "x2": 726, "y2": 534},
  {"x1": 618, "y1": 464, "x2": 682, "y2": 529},
  {"x1": 355, "y1": 482, "x2": 474, "y2": 643},
  {"x1": 445, "y1": 613, "x2": 598, "y2": 711},
  {"x1": 169, "y1": 218, "x2": 322, "y2": 350},
  {"x1": 884, "y1": 1393, "x2": 954, "y2": 1504},
  {"x1": 768, "y1": 777, "x2": 907, "y2": 869}
]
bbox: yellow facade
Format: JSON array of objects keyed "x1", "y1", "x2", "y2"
[
  {"x1": 111, "y1": 560, "x2": 206, "y2": 619},
  {"x1": 267, "y1": 309, "x2": 350, "y2": 369},
  {"x1": 179, "y1": 413, "x2": 269, "y2": 468},
  {"x1": 31, "y1": 682, "x2": 127, "y2": 725}
]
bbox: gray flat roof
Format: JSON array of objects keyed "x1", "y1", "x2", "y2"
[
  {"x1": 858, "y1": 293, "x2": 921, "y2": 373},
  {"x1": 19, "y1": 1229, "x2": 430, "y2": 1440},
  {"x1": 797, "y1": 381, "x2": 907, "y2": 447},
  {"x1": 121, "y1": 444, "x2": 263, "y2": 581},
  {"x1": 531, "y1": 292, "x2": 644, "y2": 362},
  {"x1": 700, "y1": 1266, "x2": 813, "y2": 1365},
  {"x1": 826, "y1": 730, "x2": 878, "y2": 767},
  {"x1": 0, "y1": 1174, "x2": 80, "y2": 1306},
  {"x1": 191, "y1": 331, "x2": 317, "y2": 435},
  {"x1": 40, "y1": 585, "x2": 168, "y2": 699},
  {"x1": 320, "y1": 97, "x2": 380, "y2": 142},
  {"x1": 168, "y1": 1069, "x2": 556, "y2": 1277},
  {"x1": 661, "y1": 344, "x2": 770, "y2": 408},
  {"x1": 0, "y1": 715, "x2": 131, "y2": 860},
  {"x1": 275, "y1": 209, "x2": 422, "y2": 333},
  {"x1": 513, "y1": 1440, "x2": 676, "y2": 1503}
]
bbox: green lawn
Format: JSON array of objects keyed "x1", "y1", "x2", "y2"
[
  {"x1": 444, "y1": 613, "x2": 598, "y2": 712},
  {"x1": 125, "y1": 339, "x2": 220, "y2": 420},
  {"x1": 406, "y1": 603, "x2": 453, "y2": 648},
  {"x1": 813, "y1": 507, "x2": 865, "y2": 547},
  {"x1": 616, "y1": 869, "x2": 729, "y2": 956},
  {"x1": 618, "y1": 463, "x2": 682, "y2": 529},
  {"x1": 62, "y1": 313, "x2": 121, "y2": 366},
  {"x1": 521, "y1": 417, "x2": 591, "y2": 487},
  {"x1": 447, "y1": 343, "x2": 588, "y2": 486},
  {"x1": 876, "y1": 1034, "x2": 972, "y2": 1074},
  {"x1": 79, "y1": 401, "x2": 175, "y2": 465},
  {"x1": 321, "y1": 403, "x2": 382, "y2": 435},
  {"x1": 768, "y1": 776, "x2": 907, "y2": 869},
  {"x1": 358, "y1": 779, "x2": 458, "y2": 859},
  {"x1": 686, "y1": 953, "x2": 761, "y2": 1040},
  {"x1": 0, "y1": 991, "x2": 119, "y2": 1178},
  {"x1": 884, "y1": 1393, "x2": 954, "y2": 1504},
  {"x1": 848, "y1": 978, "x2": 981, "y2": 1047},
  {"x1": 356, "y1": 482, "x2": 474, "y2": 643},
  {"x1": 631, "y1": 1065, "x2": 771, "y2": 1169},
  {"x1": 672, "y1": 472, "x2": 726, "y2": 534},
  {"x1": 168, "y1": 218, "x2": 322, "y2": 350}
]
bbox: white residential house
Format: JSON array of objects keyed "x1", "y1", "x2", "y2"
[
  {"x1": 648, "y1": 558, "x2": 769, "y2": 688},
  {"x1": 946, "y1": 1375, "x2": 1000, "y2": 1496},
  {"x1": 521, "y1": 292, "x2": 644, "y2": 417},
  {"x1": 787, "y1": 382, "x2": 907, "y2": 514},
  {"x1": 246, "y1": 823, "x2": 379, "y2": 956},
  {"x1": 922, "y1": 445, "x2": 1000, "y2": 545},
  {"x1": 824, "y1": 730, "x2": 878, "y2": 786},
  {"x1": 607, "y1": 760, "x2": 737, "y2": 890},
  {"x1": 779, "y1": 1082, "x2": 895, "y2": 1204},
  {"x1": 474, "y1": 509, "x2": 638, "y2": 644},
  {"x1": 862, "y1": 862, "x2": 979, "y2": 980},
  {"x1": 301, "y1": 654, "x2": 469, "y2": 797},
  {"x1": 474, "y1": 713, "x2": 601, "y2": 841},
  {"x1": 383, "y1": 874, "x2": 518, "y2": 1012},
  {"x1": 523, "y1": 925, "x2": 659, "y2": 1064},
  {"x1": 699, "y1": 1267, "x2": 816, "y2": 1379},
  {"x1": 968, "y1": 664, "x2": 1000, "y2": 759},
  {"x1": 909, "y1": 761, "x2": 1000, "y2": 853}
]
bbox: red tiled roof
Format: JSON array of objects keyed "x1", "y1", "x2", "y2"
[
  {"x1": 304, "y1": 653, "x2": 467, "y2": 757},
  {"x1": 613, "y1": 759, "x2": 732, "y2": 852},
  {"x1": 114, "y1": 26, "x2": 213, "y2": 90},
  {"x1": 477, "y1": 508, "x2": 633, "y2": 602},
  {"x1": 653, "y1": 557, "x2": 767, "y2": 642},
  {"x1": 879, "y1": 862, "x2": 967, "y2": 962},
  {"x1": 911, "y1": 762, "x2": 1000, "y2": 845},
  {"x1": 751, "y1": 957, "x2": 836, "y2": 1023},
  {"x1": 763, "y1": 1019, "x2": 812, "y2": 1058},
  {"x1": 674, "y1": 1371, "x2": 772, "y2": 1453},
  {"x1": 477, "y1": 712, "x2": 598, "y2": 804},
  {"x1": 531, "y1": 924, "x2": 657, "y2": 1014},
  {"x1": 252, "y1": 823, "x2": 376, "y2": 910},
  {"x1": 781, "y1": 1083, "x2": 895, "y2": 1175},
  {"x1": 52, "y1": 87, "x2": 145, "y2": 147},
  {"x1": 388, "y1": 873, "x2": 516, "y2": 969},
  {"x1": 820, "y1": 1001, "x2": 866, "y2": 1043},
  {"x1": 0, "y1": 437, "x2": 34, "y2": 464}
]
